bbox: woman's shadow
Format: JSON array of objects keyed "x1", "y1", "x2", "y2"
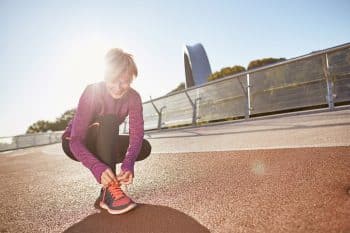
[{"x1": 63, "y1": 198, "x2": 210, "y2": 233}]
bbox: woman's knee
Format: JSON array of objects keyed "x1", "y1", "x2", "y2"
[
  {"x1": 61, "y1": 137, "x2": 79, "y2": 162},
  {"x1": 143, "y1": 139, "x2": 152, "y2": 155},
  {"x1": 137, "y1": 139, "x2": 152, "y2": 161}
]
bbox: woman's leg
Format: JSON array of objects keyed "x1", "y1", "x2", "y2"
[
  {"x1": 61, "y1": 133, "x2": 78, "y2": 162},
  {"x1": 61, "y1": 114, "x2": 120, "y2": 172},
  {"x1": 114, "y1": 135, "x2": 152, "y2": 164},
  {"x1": 61, "y1": 114, "x2": 152, "y2": 173},
  {"x1": 85, "y1": 114, "x2": 120, "y2": 174},
  {"x1": 85, "y1": 114, "x2": 152, "y2": 169}
]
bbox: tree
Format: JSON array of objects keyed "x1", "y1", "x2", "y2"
[
  {"x1": 26, "y1": 108, "x2": 76, "y2": 134},
  {"x1": 26, "y1": 120, "x2": 51, "y2": 134},
  {"x1": 247, "y1": 57, "x2": 286, "y2": 70},
  {"x1": 208, "y1": 65, "x2": 246, "y2": 81},
  {"x1": 167, "y1": 82, "x2": 186, "y2": 95}
]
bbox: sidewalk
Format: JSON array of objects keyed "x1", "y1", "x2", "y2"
[
  {"x1": 0, "y1": 108, "x2": 349, "y2": 233},
  {"x1": 144, "y1": 107, "x2": 350, "y2": 153}
]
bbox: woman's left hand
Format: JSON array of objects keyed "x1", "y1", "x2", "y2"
[{"x1": 117, "y1": 170, "x2": 134, "y2": 185}]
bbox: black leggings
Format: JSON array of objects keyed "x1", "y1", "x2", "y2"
[{"x1": 61, "y1": 114, "x2": 152, "y2": 174}]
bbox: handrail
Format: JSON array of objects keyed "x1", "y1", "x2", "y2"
[{"x1": 143, "y1": 42, "x2": 350, "y2": 103}]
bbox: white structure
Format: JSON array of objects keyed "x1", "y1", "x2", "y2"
[{"x1": 184, "y1": 43, "x2": 212, "y2": 87}]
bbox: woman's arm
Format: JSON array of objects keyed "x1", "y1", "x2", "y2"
[
  {"x1": 69, "y1": 84, "x2": 109, "y2": 184},
  {"x1": 120, "y1": 91, "x2": 144, "y2": 176}
]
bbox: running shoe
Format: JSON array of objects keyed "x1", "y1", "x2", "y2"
[{"x1": 99, "y1": 181, "x2": 137, "y2": 214}]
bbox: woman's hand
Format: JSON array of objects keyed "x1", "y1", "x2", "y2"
[
  {"x1": 117, "y1": 170, "x2": 134, "y2": 185},
  {"x1": 100, "y1": 168, "x2": 118, "y2": 187}
]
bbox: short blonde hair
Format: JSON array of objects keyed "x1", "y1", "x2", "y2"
[{"x1": 104, "y1": 48, "x2": 138, "y2": 82}]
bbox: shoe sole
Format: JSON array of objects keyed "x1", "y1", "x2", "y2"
[{"x1": 99, "y1": 201, "x2": 137, "y2": 215}]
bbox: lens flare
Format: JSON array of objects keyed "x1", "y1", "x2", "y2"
[{"x1": 251, "y1": 160, "x2": 265, "y2": 175}]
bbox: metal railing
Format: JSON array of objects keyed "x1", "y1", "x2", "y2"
[
  {"x1": 1, "y1": 42, "x2": 349, "y2": 152},
  {"x1": 0, "y1": 131, "x2": 63, "y2": 152},
  {"x1": 127, "y1": 42, "x2": 350, "y2": 132}
]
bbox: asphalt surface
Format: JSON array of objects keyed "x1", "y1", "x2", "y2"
[{"x1": 0, "y1": 108, "x2": 350, "y2": 233}]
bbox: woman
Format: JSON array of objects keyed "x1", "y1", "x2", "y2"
[{"x1": 61, "y1": 48, "x2": 152, "y2": 215}]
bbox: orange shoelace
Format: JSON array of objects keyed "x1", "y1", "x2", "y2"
[{"x1": 107, "y1": 182, "x2": 125, "y2": 200}]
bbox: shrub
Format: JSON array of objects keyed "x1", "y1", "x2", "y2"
[
  {"x1": 208, "y1": 65, "x2": 246, "y2": 81},
  {"x1": 167, "y1": 82, "x2": 186, "y2": 95},
  {"x1": 247, "y1": 57, "x2": 286, "y2": 70}
]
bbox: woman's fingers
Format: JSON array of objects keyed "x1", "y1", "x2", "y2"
[
  {"x1": 103, "y1": 173, "x2": 112, "y2": 182},
  {"x1": 101, "y1": 176, "x2": 109, "y2": 187},
  {"x1": 113, "y1": 171, "x2": 134, "y2": 186},
  {"x1": 128, "y1": 175, "x2": 133, "y2": 184},
  {"x1": 123, "y1": 178, "x2": 132, "y2": 185},
  {"x1": 117, "y1": 172, "x2": 128, "y2": 181},
  {"x1": 119, "y1": 173, "x2": 133, "y2": 185},
  {"x1": 106, "y1": 169, "x2": 118, "y2": 183},
  {"x1": 117, "y1": 171, "x2": 125, "y2": 177},
  {"x1": 101, "y1": 168, "x2": 118, "y2": 187},
  {"x1": 101, "y1": 170, "x2": 134, "y2": 188}
]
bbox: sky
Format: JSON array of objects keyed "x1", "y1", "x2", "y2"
[{"x1": 0, "y1": 0, "x2": 349, "y2": 137}]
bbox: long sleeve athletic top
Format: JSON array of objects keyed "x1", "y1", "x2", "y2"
[{"x1": 62, "y1": 81, "x2": 144, "y2": 184}]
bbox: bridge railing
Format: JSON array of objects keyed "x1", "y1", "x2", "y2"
[
  {"x1": 0, "y1": 131, "x2": 63, "y2": 152},
  {"x1": 124, "y1": 42, "x2": 350, "y2": 132}
]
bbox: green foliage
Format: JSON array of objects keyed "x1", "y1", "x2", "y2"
[
  {"x1": 26, "y1": 108, "x2": 76, "y2": 134},
  {"x1": 208, "y1": 65, "x2": 246, "y2": 81},
  {"x1": 167, "y1": 82, "x2": 186, "y2": 95},
  {"x1": 247, "y1": 57, "x2": 286, "y2": 70}
]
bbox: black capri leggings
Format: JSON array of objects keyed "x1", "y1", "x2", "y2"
[{"x1": 61, "y1": 114, "x2": 152, "y2": 174}]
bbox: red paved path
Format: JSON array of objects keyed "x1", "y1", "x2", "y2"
[{"x1": 0, "y1": 145, "x2": 349, "y2": 233}]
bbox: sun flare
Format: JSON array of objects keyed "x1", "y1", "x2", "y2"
[{"x1": 61, "y1": 36, "x2": 110, "y2": 84}]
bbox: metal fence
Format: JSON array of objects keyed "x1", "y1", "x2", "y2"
[
  {"x1": 138, "y1": 42, "x2": 350, "y2": 131},
  {"x1": 1, "y1": 43, "x2": 349, "y2": 152},
  {"x1": 0, "y1": 131, "x2": 63, "y2": 152}
]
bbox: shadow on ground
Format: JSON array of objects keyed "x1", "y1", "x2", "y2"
[{"x1": 63, "y1": 199, "x2": 210, "y2": 233}]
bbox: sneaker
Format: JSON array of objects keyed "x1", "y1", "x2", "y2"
[{"x1": 99, "y1": 181, "x2": 137, "y2": 214}]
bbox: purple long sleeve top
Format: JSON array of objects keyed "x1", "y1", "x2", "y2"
[{"x1": 62, "y1": 81, "x2": 144, "y2": 184}]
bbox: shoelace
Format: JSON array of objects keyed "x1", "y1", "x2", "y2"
[{"x1": 107, "y1": 181, "x2": 125, "y2": 200}]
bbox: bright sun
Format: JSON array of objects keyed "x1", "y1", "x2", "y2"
[{"x1": 62, "y1": 36, "x2": 109, "y2": 84}]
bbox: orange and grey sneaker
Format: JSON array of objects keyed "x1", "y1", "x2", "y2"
[{"x1": 99, "y1": 181, "x2": 137, "y2": 214}]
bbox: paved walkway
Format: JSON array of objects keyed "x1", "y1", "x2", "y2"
[
  {"x1": 0, "y1": 107, "x2": 349, "y2": 233},
  {"x1": 144, "y1": 107, "x2": 350, "y2": 153}
]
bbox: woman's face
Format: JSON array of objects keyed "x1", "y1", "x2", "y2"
[{"x1": 105, "y1": 71, "x2": 132, "y2": 99}]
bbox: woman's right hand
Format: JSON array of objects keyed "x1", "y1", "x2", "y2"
[{"x1": 100, "y1": 168, "x2": 118, "y2": 187}]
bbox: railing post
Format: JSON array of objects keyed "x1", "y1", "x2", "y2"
[
  {"x1": 149, "y1": 96, "x2": 166, "y2": 130},
  {"x1": 237, "y1": 74, "x2": 251, "y2": 119},
  {"x1": 184, "y1": 90, "x2": 201, "y2": 126},
  {"x1": 13, "y1": 136, "x2": 18, "y2": 150},
  {"x1": 247, "y1": 73, "x2": 252, "y2": 118},
  {"x1": 322, "y1": 53, "x2": 335, "y2": 111},
  {"x1": 32, "y1": 134, "x2": 36, "y2": 146}
]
